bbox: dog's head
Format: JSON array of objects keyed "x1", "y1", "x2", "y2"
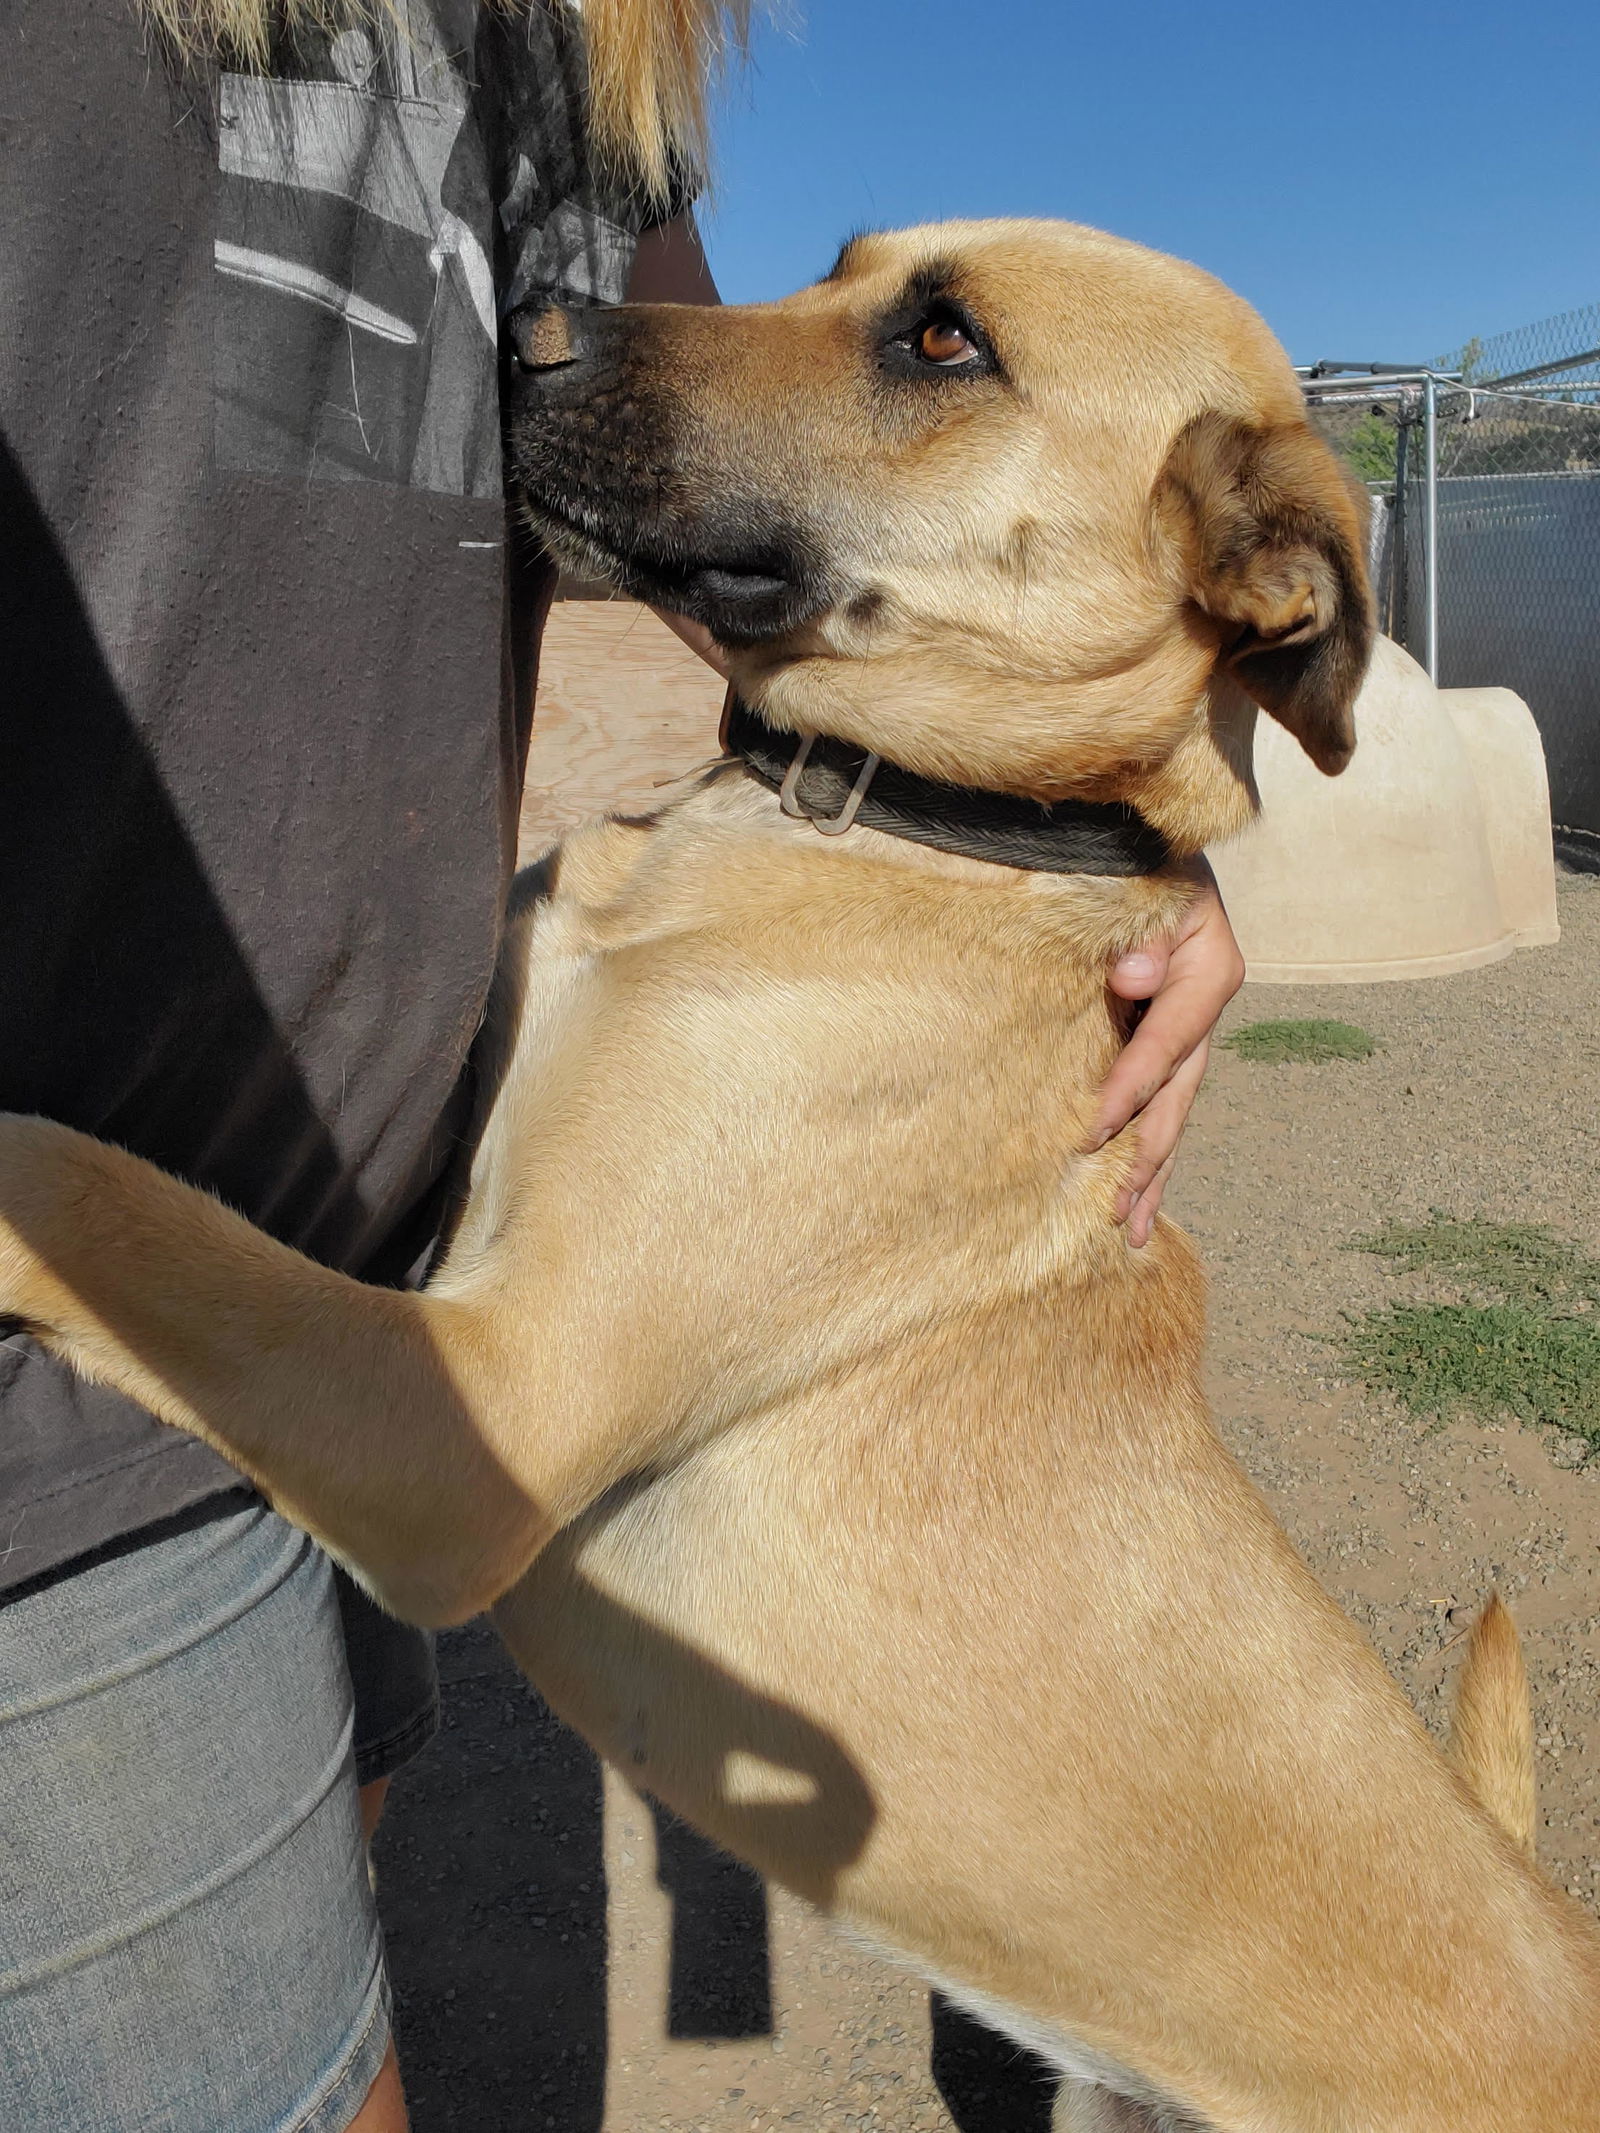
[{"x1": 506, "y1": 219, "x2": 1373, "y2": 849}]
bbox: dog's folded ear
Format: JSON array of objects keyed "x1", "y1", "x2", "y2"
[{"x1": 1155, "y1": 412, "x2": 1376, "y2": 775}]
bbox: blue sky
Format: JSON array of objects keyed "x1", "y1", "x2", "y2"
[{"x1": 699, "y1": 0, "x2": 1600, "y2": 367}]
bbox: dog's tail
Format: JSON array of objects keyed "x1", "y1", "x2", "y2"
[{"x1": 1447, "y1": 1591, "x2": 1537, "y2": 1859}]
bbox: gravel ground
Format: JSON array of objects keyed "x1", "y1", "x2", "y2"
[{"x1": 373, "y1": 604, "x2": 1600, "y2": 2128}]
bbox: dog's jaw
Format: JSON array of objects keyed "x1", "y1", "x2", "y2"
[{"x1": 514, "y1": 472, "x2": 838, "y2": 646}]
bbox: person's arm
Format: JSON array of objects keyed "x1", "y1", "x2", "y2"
[
  {"x1": 628, "y1": 216, "x2": 1241, "y2": 1229},
  {"x1": 1093, "y1": 863, "x2": 1245, "y2": 1247}
]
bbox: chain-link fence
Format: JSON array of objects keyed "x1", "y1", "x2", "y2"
[
  {"x1": 1439, "y1": 303, "x2": 1600, "y2": 398},
  {"x1": 1304, "y1": 309, "x2": 1600, "y2": 869}
]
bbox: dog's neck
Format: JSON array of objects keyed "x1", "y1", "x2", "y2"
[
  {"x1": 726, "y1": 644, "x2": 1266, "y2": 859},
  {"x1": 725, "y1": 701, "x2": 1175, "y2": 879}
]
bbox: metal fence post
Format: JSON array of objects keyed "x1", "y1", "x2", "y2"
[
  {"x1": 1423, "y1": 372, "x2": 1439, "y2": 682},
  {"x1": 1391, "y1": 415, "x2": 1410, "y2": 651}
]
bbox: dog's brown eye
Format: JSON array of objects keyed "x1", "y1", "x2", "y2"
[{"x1": 920, "y1": 320, "x2": 975, "y2": 364}]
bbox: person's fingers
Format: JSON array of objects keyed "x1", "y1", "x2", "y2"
[
  {"x1": 1091, "y1": 887, "x2": 1243, "y2": 1149},
  {"x1": 1111, "y1": 1038, "x2": 1210, "y2": 1218},
  {"x1": 1107, "y1": 943, "x2": 1169, "y2": 1001},
  {"x1": 1091, "y1": 867, "x2": 1240, "y2": 1226},
  {"x1": 1092, "y1": 961, "x2": 1230, "y2": 1148},
  {"x1": 1126, "y1": 1146, "x2": 1180, "y2": 1248}
]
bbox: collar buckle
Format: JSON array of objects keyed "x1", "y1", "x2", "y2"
[
  {"x1": 778, "y1": 729, "x2": 883, "y2": 836},
  {"x1": 725, "y1": 701, "x2": 1171, "y2": 878}
]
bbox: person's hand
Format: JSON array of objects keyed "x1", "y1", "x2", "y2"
[{"x1": 1090, "y1": 864, "x2": 1244, "y2": 1247}]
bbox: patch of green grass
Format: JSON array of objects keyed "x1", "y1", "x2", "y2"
[
  {"x1": 1344, "y1": 1302, "x2": 1600, "y2": 1442},
  {"x1": 1225, "y1": 1018, "x2": 1377, "y2": 1065},
  {"x1": 1353, "y1": 1216, "x2": 1600, "y2": 1313},
  {"x1": 1342, "y1": 1216, "x2": 1600, "y2": 1450}
]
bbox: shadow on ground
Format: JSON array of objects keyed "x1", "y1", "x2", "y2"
[
  {"x1": 375, "y1": 1623, "x2": 611, "y2": 2132},
  {"x1": 375, "y1": 1621, "x2": 1056, "y2": 2131}
]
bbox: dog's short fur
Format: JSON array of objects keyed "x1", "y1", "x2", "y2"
[{"x1": 4, "y1": 221, "x2": 1599, "y2": 2128}]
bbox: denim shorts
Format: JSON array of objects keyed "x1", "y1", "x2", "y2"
[{"x1": 0, "y1": 1496, "x2": 438, "y2": 2133}]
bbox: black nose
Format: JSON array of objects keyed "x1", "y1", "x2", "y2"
[{"x1": 506, "y1": 303, "x2": 600, "y2": 373}]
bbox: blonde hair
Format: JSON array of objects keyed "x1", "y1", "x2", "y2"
[
  {"x1": 142, "y1": 0, "x2": 749, "y2": 197},
  {"x1": 583, "y1": 0, "x2": 749, "y2": 198}
]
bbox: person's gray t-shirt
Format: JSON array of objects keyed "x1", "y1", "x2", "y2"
[{"x1": 0, "y1": 0, "x2": 670, "y2": 1589}]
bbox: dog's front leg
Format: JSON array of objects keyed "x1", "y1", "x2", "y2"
[{"x1": 0, "y1": 1113, "x2": 547, "y2": 1624}]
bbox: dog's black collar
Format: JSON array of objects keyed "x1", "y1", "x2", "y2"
[{"x1": 725, "y1": 700, "x2": 1171, "y2": 878}]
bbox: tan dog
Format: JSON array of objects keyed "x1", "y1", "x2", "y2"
[{"x1": 3, "y1": 221, "x2": 1598, "y2": 2130}]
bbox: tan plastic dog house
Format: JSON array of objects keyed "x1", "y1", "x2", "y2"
[{"x1": 1209, "y1": 635, "x2": 1560, "y2": 983}]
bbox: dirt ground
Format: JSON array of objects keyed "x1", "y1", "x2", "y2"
[{"x1": 372, "y1": 602, "x2": 1600, "y2": 2130}]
